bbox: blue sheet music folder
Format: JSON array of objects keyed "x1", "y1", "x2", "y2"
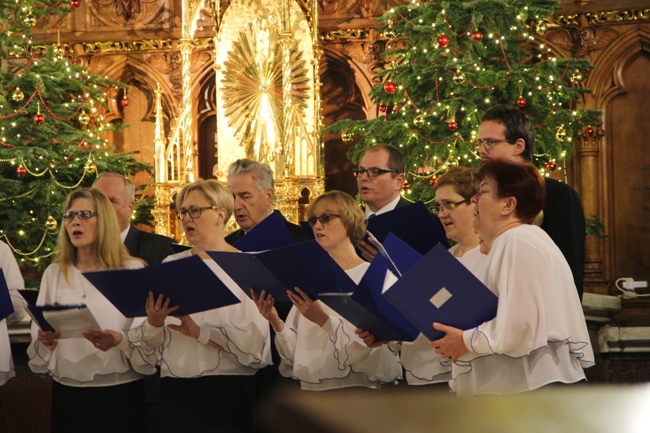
[
  {"x1": 208, "y1": 240, "x2": 358, "y2": 302},
  {"x1": 82, "y1": 255, "x2": 241, "y2": 317},
  {"x1": 383, "y1": 243, "x2": 497, "y2": 341},
  {"x1": 234, "y1": 211, "x2": 297, "y2": 252}
]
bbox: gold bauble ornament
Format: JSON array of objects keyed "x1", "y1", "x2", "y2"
[
  {"x1": 78, "y1": 110, "x2": 90, "y2": 125},
  {"x1": 23, "y1": 13, "x2": 37, "y2": 28},
  {"x1": 452, "y1": 73, "x2": 465, "y2": 84},
  {"x1": 570, "y1": 71, "x2": 583, "y2": 84},
  {"x1": 12, "y1": 87, "x2": 25, "y2": 102},
  {"x1": 555, "y1": 126, "x2": 567, "y2": 140},
  {"x1": 341, "y1": 132, "x2": 354, "y2": 142},
  {"x1": 413, "y1": 114, "x2": 426, "y2": 128},
  {"x1": 85, "y1": 161, "x2": 97, "y2": 174},
  {"x1": 45, "y1": 216, "x2": 58, "y2": 231}
]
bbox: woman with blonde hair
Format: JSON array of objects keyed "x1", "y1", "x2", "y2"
[
  {"x1": 252, "y1": 190, "x2": 401, "y2": 391},
  {"x1": 136, "y1": 179, "x2": 270, "y2": 433},
  {"x1": 28, "y1": 188, "x2": 150, "y2": 433}
]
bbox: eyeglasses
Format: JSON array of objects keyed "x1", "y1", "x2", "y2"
[
  {"x1": 307, "y1": 213, "x2": 340, "y2": 226},
  {"x1": 177, "y1": 206, "x2": 218, "y2": 220},
  {"x1": 352, "y1": 167, "x2": 398, "y2": 178},
  {"x1": 476, "y1": 138, "x2": 507, "y2": 149},
  {"x1": 431, "y1": 199, "x2": 470, "y2": 215},
  {"x1": 62, "y1": 210, "x2": 98, "y2": 221}
]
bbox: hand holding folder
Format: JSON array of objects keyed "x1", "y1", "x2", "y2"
[
  {"x1": 26, "y1": 304, "x2": 101, "y2": 339},
  {"x1": 82, "y1": 255, "x2": 241, "y2": 317},
  {"x1": 0, "y1": 269, "x2": 15, "y2": 321}
]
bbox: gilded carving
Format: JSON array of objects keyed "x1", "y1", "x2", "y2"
[
  {"x1": 321, "y1": 28, "x2": 369, "y2": 41},
  {"x1": 88, "y1": 55, "x2": 116, "y2": 75},
  {"x1": 586, "y1": 9, "x2": 650, "y2": 25}
]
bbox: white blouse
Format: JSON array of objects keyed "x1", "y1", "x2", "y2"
[
  {"x1": 399, "y1": 245, "x2": 485, "y2": 386},
  {"x1": 27, "y1": 260, "x2": 151, "y2": 387},
  {"x1": 275, "y1": 262, "x2": 402, "y2": 391},
  {"x1": 451, "y1": 225, "x2": 595, "y2": 396},
  {"x1": 1, "y1": 241, "x2": 27, "y2": 386},
  {"x1": 132, "y1": 250, "x2": 271, "y2": 378}
]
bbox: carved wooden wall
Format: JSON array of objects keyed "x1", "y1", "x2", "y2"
[{"x1": 33, "y1": 0, "x2": 649, "y2": 310}]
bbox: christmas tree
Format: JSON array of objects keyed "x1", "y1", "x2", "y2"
[
  {"x1": 326, "y1": 0, "x2": 600, "y2": 204},
  {"x1": 0, "y1": 1, "x2": 150, "y2": 272}
]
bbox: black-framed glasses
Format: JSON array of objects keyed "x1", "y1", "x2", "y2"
[
  {"x1": 476, "y1": 138, "x2": 507, "y2": 149},
  {"x1": 61, "y1": 210, "x2": 98, "y2": 221},
  {"x1": 307, "y1": 213, "x2": 340, "y2": 226},
  {"x1": 431, "y1": 199, "x2": 471, "y2": 215},
  {"x1": 177, "y1": 206, "x2": 218, "y2": 220},
  {"x1": 352, "y1": 167, "x2": 398, "y2": 178}
]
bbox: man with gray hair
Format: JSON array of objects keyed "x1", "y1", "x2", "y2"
[
  {"x1": 92, "y1": 172, "x2": 175, "y2": 265},
  {"x1": 225, "y1": 159, "x2": 307, "y2": 244}
]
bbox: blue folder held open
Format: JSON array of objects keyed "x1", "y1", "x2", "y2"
[
  {"x1": 366, "y1": 201, "x2": 449, "y2": 255},
  {"x1": 0, "y1": 269, "x2": 15, "y2": 321},
  {"x1": 234, "y1": 211, "x2": 297, "y2": 252},
  {"x1": 318, "y1": 253, "x2": 420, "y2": 343},
  {"x1": 82, "y1": 255, "x2": 241, "y2": 317},
  {"x1": 207, "y1": 240, "x2": 358, "y2": 302},
  {"x1": 382, "y1": 243, "x2": 497, "y2": 341}
]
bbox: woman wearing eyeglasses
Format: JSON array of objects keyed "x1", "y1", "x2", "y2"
[
  {"x1": 252, "y1": 190, "x2": 401, "y2": 391},
  {"x1": 133, "y1": 179, "x2": 270, "y2": 433},
  {"x1": 27, "y1": 188, "x2": 150, "y2": 433},
  {"x1": 430, "y1": 160, "x2": 594, "y2": 396}
]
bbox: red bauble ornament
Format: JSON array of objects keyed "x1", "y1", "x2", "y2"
[
  {"x1": 17, "y1": 166, "x2": 27, "y2": 176},
  {"x1": 545, "y1": 161, "x2": 557, "y2": 172},
  {"x1": 402, "y1": 182, "x2": 411, "y2": 190},
  {"x1": 516, "y1": 97, "x2": 526, "y2": 108},
  {"x1": 34, "y1": 113, "x2": 45, "y2": 124},
  {"x1": 585, "y1": 126, "x2": 595, "y2": 136},
  {"x1": 429, "y1": 177, "x2": 438, "y2": 186},
  {"x1": 378, "y1": 104, "x2": 388, "y2": 113},
  {"x1": 470, "y1": 30, "x2": 483, "y2": 42},
  {"x1": 447, "y1": 121, "x2": 458, "y2": 131},
  {"x1": 383, "y1": 81, "x2": 397, "y2": 94},
  {"x1": 70, "y1": 0, "x2": 80, "y2": 8},
  {"x1": 437, "y1": 34, "x2": 450, "y2": 48},
  {"x1": 121, "y1": 98, "x2": 130, "y2": 107}
]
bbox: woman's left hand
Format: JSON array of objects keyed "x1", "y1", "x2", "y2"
[
  {"x1": 167, "y1": 315, "x2": 200, "y2": 339},
  {"x1": 429, "y1": 322, "x2": 468, "y2": 362},
  {"x1": 287, "y1": 287, "x2": 329, "y2": 327},
  {"x1": 84, "y1": 329, "x2": 122, "y2": 352}
]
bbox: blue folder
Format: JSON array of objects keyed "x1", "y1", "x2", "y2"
[
  {"x1": 234, "y1": 211, "x2": 297, "y2": 252},
  {"x1": 319, "y1": 253, "x2": 420, "y2": 342},
  {"x1": 171, "y1": 243, "x2": 192, "y2": 253},
  {"x1": 383, "y1": 243, "x2": 497, "y2": 341},
  {"x1": 0, "y1": 269, "x2": 15, "y2": 321},
  {"x1": 366, "y1": 201, "x2": 449, "y2": 254},
  {"x1": 371, "y1": 232, "x2": 423, "y2": 276},
  {"x1": 208, "y1": 240, "x2": 358, "y2": 302},
  {"x1": 82, "y1": 255, "x2": 241, "y2": 317},
  {"x1": 19, "y1": 289, "x2": 39, "y2": 306}
]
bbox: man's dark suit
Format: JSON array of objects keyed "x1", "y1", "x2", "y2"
[
  {"x1": 542, "y1": 178, "x2": 585, "y2": 300},
  {"x1": 225, "y1": 210, "x2": 310, "y2": 245},
  {"x1": 124, "y1": 224, "x2": 175, "y2": 265}
]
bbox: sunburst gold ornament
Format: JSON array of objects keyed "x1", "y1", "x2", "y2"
[
  {"x1": 536, "y1": 21, "x2": 547, "y2": 35},
  {"x1": 45, "y1": 216, "x2": 58, "y2": 231},
  {"x1": 556, "y1": 126, "x2": 567, "y2": 140},
  {"x1": 12, "y1": 87, "x2": 24, "y2": 102},
  {"x1": 78, "y1": 110, "x2": 90, "y2": 125},
  {"x1": 383, "y1": 29, "x2": 396, "y2": 39},
  {"x1": 452, "y1": 73, "x2": 465, "y2": 84},
  {"x1": 413, "y1": 114, "x2": 426, "y2": 127},
  {"x1": 341, "y1": 132, "x2": 354, "y2": 142}
]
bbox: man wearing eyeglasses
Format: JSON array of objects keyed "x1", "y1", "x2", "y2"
[
  {"x1": 353, "y1": 144, "x2": 409, "y2": 260},
  {"x1": 92, "y1": 173, "x2": 175, "y2": 266},
  {"x1": 477, "y1": 105, "x2": 585, "y2": 300}
]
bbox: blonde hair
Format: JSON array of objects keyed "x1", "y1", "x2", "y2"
[
  {"x1": 306, "y1": 190, "x2": 366, "y2": 246},
  {"x1": 54, "y1": 188, "x2": 138, "y2": 282},
  {"x1": 175, "y1": 179, "x2": 234, "y2": 223}
]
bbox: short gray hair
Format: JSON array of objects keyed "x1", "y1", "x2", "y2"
[
  {"x1": 93, "y1": 172, "x2": 135, "y2": 202},
  {"x1": 227, "y1": 159, "x2": 274, "y2": 192}
]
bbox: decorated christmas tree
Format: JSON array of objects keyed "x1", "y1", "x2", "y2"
[
  {"x1": 0, "y1": 1, "x2": 150, "y2": 272},
  {"x1": 326, "y1": 0, "x2": 600, "y2": 205}
]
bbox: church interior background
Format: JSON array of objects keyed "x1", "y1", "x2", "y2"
[{"x1": 2, "y1": 0, "x2": 650, "y2": 430}]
